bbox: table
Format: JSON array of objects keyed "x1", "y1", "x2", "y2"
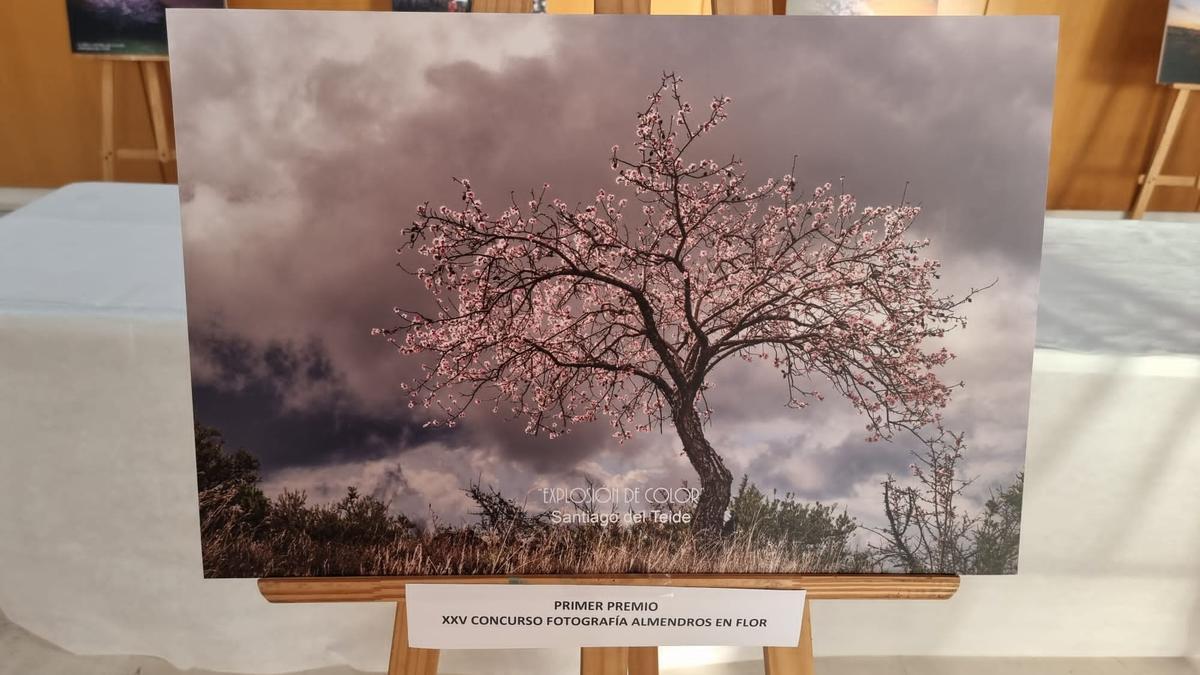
[{"x1": 1, "y1": 183, "x2": 1198, "y2": 673}]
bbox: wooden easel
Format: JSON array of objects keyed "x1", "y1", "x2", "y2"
[
  {"x1": 259, "y1": 6, "x2": 943, "y2": 674},
  {"x1": 78, "y1": 54, "x2": 175, "y2": 182},
  {"x1": 1130, "y1": 84, "x2": 1200, "y2": 219},
  {"x1": 259, "y1": 574, "x2": 958, "y2": 675}
]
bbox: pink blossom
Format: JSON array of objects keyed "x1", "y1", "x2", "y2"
[{"x1": 381, "y1": 72, "x2": 982, "y2": 455}]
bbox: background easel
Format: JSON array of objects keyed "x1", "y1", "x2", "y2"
[
  {"x1": 259, "y1": 574, "x2": 959, "y2": 675},
  {"x1": 78, "y1": 54, "x2": 175, "y2": 182},
  {"x1": 1130, "y1": 84, "x2": 1200, "y2": 219}
]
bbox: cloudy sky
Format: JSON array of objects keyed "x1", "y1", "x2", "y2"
[
  {"x1": 1169, "y1": 1, "x2": 1200, "y2": 31},
  {"x1": 169, "y1": 11, "x2": 1055, "y2": 532}
]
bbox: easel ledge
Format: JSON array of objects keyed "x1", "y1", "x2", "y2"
[
  {"x1": 258, "y1": 573, "x2": 959, "y2": 601},
  {"x1": 258, "y1": 574, "x2": 959, "y2": 675}
]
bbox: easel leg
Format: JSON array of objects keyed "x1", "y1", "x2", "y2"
[
  {"x1": 580, "y1": 647, "x2": 628, "y2": 675},
  {"x1": 628, "y1": 646, "x2": 658, "y2": 675},
  {"x1": 1131, "y1": 86, "x2": 1192, "y2": 218},
  {"x1": 139, "y1": 61, "x2": 172, "y2": 183},
  {"x1": 762, "y1": 597, "x2": 813, "y2": 675},
  {"x1": 389, "y1": 601, "x2": 440, "y2": 675},
  {"x1": 100, "y1": 60, "x2": 115, "y2": 181}
]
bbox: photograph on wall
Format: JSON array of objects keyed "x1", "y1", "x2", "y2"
[
  {"x1": 168, "y1": 11, "x2": 1055, "y2": 578},
  {"x1": 66, "y1": 0, "x2": 224, "y2": 56},
  {"x1": 393, "y1": 0, "x2": 471, "y2": 11},
  {"x1": 1159, "y1": 0, "x2": 1200, "y2": 84}
]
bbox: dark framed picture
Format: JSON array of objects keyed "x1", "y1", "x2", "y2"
[
  {"x1": 66, "y1": 0, "x2": 224, "y2": 56},
  {"x1": 393, "y1": 0, "x2": 471, "y2": 11},
  {"x1": 1159, "y1": 0, "x2": 1200, "y2": 84}
]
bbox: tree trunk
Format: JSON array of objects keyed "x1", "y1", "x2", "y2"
[{"x1": 672, "y1": 404, "x2": 733, "y2": 541}]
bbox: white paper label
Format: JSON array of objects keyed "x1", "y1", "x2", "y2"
[{"x1": 405, "y1": 584, "x2": 806, "y2": 649}]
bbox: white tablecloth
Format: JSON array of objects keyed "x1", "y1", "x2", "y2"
[{"x1": 1, "y1": 183, "x2": 1198, "y2": 673}]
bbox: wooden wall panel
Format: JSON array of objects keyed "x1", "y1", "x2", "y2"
[
  {"x1": 547, "y1": 0, "x2": 595, "y2": 12},
  {"x1": 595, "y1": 0, "x2": 651, "y2": 12},
  {"x1": 473, "y1": 0, "x2": 534, "y2": 11},
  {"x1": 0, "y1": 0, "x2": 165, "y2": 186},
  {"x1": 990, "y1": 0, "x2": 1200, "y2": 212},
  {"x1": 713, "y1": 0, "x2": 772, "y2": 14},
  {"x1": 0, "y1": 0, "x2": 384, "y2": 188},
  {"x1": 2, "y1": 0, "x2": 1199, "y2": 213}
]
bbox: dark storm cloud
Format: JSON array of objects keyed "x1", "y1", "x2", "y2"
[
  {"x1": 190, "y1": 333, "x2": 442, "y2": 471},
  {"x1": 169, "y1": 12, "x2": 1053, "y2": 488},
  {"x1": 193, "y1": 381, "x2": 417, "y2": 472}
]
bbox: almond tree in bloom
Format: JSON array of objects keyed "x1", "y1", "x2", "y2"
[{"x1": 379, "y1": 73, "x2": 984, "y2": 538}]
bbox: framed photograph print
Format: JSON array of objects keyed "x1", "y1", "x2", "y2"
[{"x1": 168, "y1": 10, "x2": 1056, "y2": 579}]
